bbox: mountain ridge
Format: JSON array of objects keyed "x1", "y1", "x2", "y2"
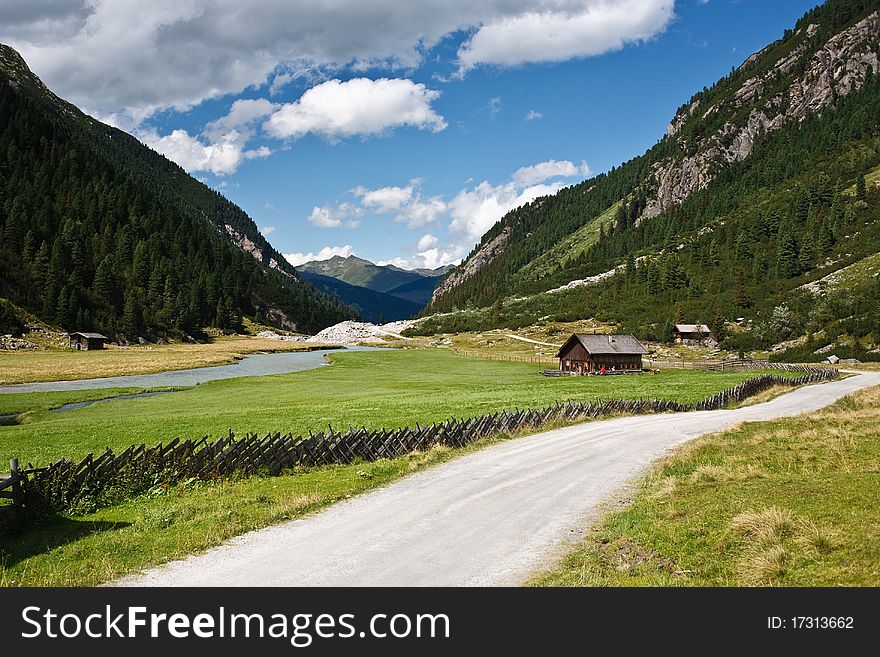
[
  {"x1": 422, "y1": 0, "x2": 880, "y2": 362},
  {"x1": 431, "y1": 0, "x2": 880, "y2": 307},
  {"x1": 0, "y1": 43, "x2": 355, "y2": 337}
]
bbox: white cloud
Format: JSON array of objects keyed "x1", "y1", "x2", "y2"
[
  {"x1": 353, "y1": 181, "x2": 447, "y2": 228},
  {"x1": 457, "y1": 1, "x2": 675, "y2": 72},
  {"x1": 417, "y1": 234, "x2": 439, "y2": 251},
  {"x1": 511, "y1": 159, "x2": 591, "y2": 186},
  {"x1": 264, "y1": 78, "x2": 446, "y2": 141},
  {"x1": 1, "y1": 1, "x2": 676, "y2": 125},
  {"x1": 284, "y1": 245, "x2": 355, "y2": 267},
  {"x1": 260, "y1": 225, "x2": 276, "y2": 235},
  {"x1": 313, "y1": 156, "x2": 590, "y2": 269},
  {"x1": 204, "y1": 98, "x2": 277, "y2": 140},
  {"x1": 137, "y1": 127, "x2": 271, "y2": 176},
  {"x1": 308, "y1": 202, "x2": 364, "y2": 228},
  {"x1": 379, "y1": 247, "x2": 461, "y2": 271},
  {"x1": 525, "y1": 110, "x2": 543, "y2": 121}
]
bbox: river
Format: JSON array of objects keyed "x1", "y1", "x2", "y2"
[{"x1": 0, "y1": 345, "x2": 382, "y2": 395}]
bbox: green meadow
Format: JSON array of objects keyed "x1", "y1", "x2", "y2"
[{"x1": 0, "y1": 349, "x2": 786, "y2": 466}]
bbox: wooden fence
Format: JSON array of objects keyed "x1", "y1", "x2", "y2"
[
  {"x1": 452, "y1": 348, "x2": 557, "y2": 365},
  {"x1": 0, "y1": 368, "x2": 837, "y2": 524}
]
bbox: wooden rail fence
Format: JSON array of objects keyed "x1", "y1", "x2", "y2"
[{"x1": 0, "y1": 368, "x2": 837, "y2": 524}]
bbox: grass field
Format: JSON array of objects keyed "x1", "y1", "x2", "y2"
[
  {"x1": 0, "y1": 335, "x2": 330, "y2": 385},
  {"x1": 0, "y1": 443, "x2": 476, "y2": 586},
  {"x1": 0, "y1": 349, "x2": 792, "y2": 467},
  {"x1": 529, "y1": 385, "x2": 880, "y2": 587}
]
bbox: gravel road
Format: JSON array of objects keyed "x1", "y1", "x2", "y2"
[{"x1": 113, "y1": 370, "x2": 879, "y2": 587}]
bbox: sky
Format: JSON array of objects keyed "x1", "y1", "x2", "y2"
[{"x1": 0, "y1": 0, "x2": 821, "y2": 270}]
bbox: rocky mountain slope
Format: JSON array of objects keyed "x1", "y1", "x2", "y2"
[
  {"x1": 431, "y1": 0, "x2": 880, "y2": 308},
  {"x1": 424, "y1": 0, "x2": 880, "y2": 362}
]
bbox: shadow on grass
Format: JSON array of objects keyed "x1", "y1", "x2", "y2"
[{"x1": 0, "y1": 514, "x2": 131, "y2": 566}]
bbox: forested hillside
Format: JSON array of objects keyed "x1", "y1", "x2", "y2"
[
  {"x1": 425, "y1": 0, "x2": 880, "y2": 361},
  {"x1": 0, "y1": 44, "x2": 354, "y2": 339}
]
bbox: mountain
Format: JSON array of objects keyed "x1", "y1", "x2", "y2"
[
  {"x1": 426, "y1": 0, "x2": 880, "y2": 362},
  {"x1": 0, "y1": 44, "x2": 354, "y2": 338},
  {"x1": 384, "y1": 276, "x2": 447, "y2": 305},
  {"x1": 297, "y1": 255, "x2": 450, "y2": 309},
  {"x1": 297, "y1": 255, "x2": 426, "y2": 293},
  {"x1": 296, "y1": 270, "x2": 422, "y2": 323}
]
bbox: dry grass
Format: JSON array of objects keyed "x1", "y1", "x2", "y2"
[
  {"x1": 0, "y1": 336, "x2": 333, "y2": 384},
  {"x1": 739, "y1": 545, "x2": 788, "y2": 584},
  {"x1": 530, "y1": 384, "x2": 880, "y2": 587},
  {"x1": 730, "y1": 507, "x2": 797, "y2": 544}
]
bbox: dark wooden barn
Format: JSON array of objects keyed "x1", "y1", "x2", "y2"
[
  {"x1": 556, "y1": 334, "x2": 645, "y2": 374},
  {"x1": 68, "y1": 332, "x2": 108, "y2": 350}
]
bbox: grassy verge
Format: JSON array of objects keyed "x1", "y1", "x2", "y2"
[
  {"x1": 0, "y1": 335, "x2": 333, "y2": 385},
  {"x1": 529, "y1": 385, "x2": 880, "y2": 587},
  {"x1": 0, "y1": 350, "x2": 800, "y2": 466},
  {"x1": 0, "y1": 433, "x2": 521, "y2": 586}
]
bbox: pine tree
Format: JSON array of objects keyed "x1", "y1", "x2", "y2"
[
  {"x1": 122, "y1": 294, "x2": 142, "y2": 337},
  {"x1": 735, "y1": 230, "x2": 751, "y2": 260},
  {"x1": 776, "y1": 230, "x2": 800, "y2": 278},
  {"x1": 856, "y1": 171, "x2": 867, "y2": 200}
]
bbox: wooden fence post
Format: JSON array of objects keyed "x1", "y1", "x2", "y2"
[{"x1": 10, "y1": 458, "x2": 22, "y2": 508}]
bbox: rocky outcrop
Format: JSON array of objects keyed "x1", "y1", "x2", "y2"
[
  {"x1": 642, "y1": 12, "x2": 879, "y2": 221},
  {"x1": 787, "y1": 13, "x2": 880, "y2": 120},
  {"x1": 431, "y1": 226, "x2": 511, "y2": 303},
  {"x1": 224, "y1": 223, "x2": 264, "y2": 263},
  {"x1": 666, "y1": 99, "x2": 700, "y2": 137},
  {"x1": 223, "y1": 223, "x2": 297, "y2": 280}
]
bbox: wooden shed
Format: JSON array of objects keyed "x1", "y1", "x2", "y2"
[
  {"x1": 68, "y1": 332, "x2": 108, "y2": 350},
  {"x1": 556, "y1": 334, "x2": 645, "y2": 374},
  {"x1": 674, "y1": 323, "x2": 711, "y2": 344}
]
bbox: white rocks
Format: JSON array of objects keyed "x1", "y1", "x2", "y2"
[{"x1": 304, "y1": 320, "x2": 420, "y2": 344}]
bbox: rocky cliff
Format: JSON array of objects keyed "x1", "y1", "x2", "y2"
[{"x1": 643, "y1": 11, "x2": 880, "y2": 220}]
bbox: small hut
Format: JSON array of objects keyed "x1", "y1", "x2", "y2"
[
  {"x1": 674, "y1": 324, "x2": 712, "y2": 345},
  {"x1": 556, "y1": 334, "x2": 645, "y2": 374},
  {"x1": 68, "y1": 332, "x2": 108, "y2": 350}
]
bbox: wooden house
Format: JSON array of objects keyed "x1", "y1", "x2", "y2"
[
  {"x1": 674, "y1": 324, "x2": 711, "y2": 345},
  {"x1": 68, "y1": 332, "x2": 108, "y2": 350},
  {"x1": 555, "y1": 334, "x2": 645, "y2": 374}
]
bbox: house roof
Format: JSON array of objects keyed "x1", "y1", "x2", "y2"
[
  {"x1": 556, "y1": 333, "x2": 646, "y2": 357},
  {"x1": 69, "y1": 332, "x2": 109, "y2": 340},
  {"x1": 674, "y1": 324, "x2": 711, "y2": 334}
]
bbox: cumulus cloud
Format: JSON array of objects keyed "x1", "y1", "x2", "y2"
[
  {"x1": 379, "y1": 247, "x2": 459, "y2": 271},
  {"x1": 284, "y1": 245, "x2": 355, "y2": 267},
  {"x1": 204, "y1": 98, "x2": 277, "y2": 140},
  {"x1": 339, "y1": 157, "x2": 591, "y2": 269},
  {"x1": 260, "y1": 225, "x2": 276, "y2": 235},
  {"x1": 457, "y1": 1, "x2": 675, "y2": 72},
  {"x1": 511, "y1": 159, "x2": 590, "y2": 186},
  {"x1": 137, "y1": 127, "x2": 271, "y2": 176},
  {"x1": 417, "y1": 234, "x2": 439, "y2": 251},
  {"x1": 447, "y1": 180, "x2": 566, "y2": 245},
  {"x1": 264, "y1": 78, "x2": 446, "y2": 141},
  {"x1": 352, "y1": 181, "x2": 447, "y2": 228},
  {"x1": 308, "y1": 202, "x2": 364, "y2": 228},
  {"x1": 1, "y1": 1, "x2": 676, "y2": 124},
  {"x1": 525, "y1": 110, "x2": 543, "y2": 121}
]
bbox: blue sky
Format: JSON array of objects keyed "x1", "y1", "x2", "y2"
[{"x1": 0, "y1": 0, "x2": 820, "y2": 269}]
